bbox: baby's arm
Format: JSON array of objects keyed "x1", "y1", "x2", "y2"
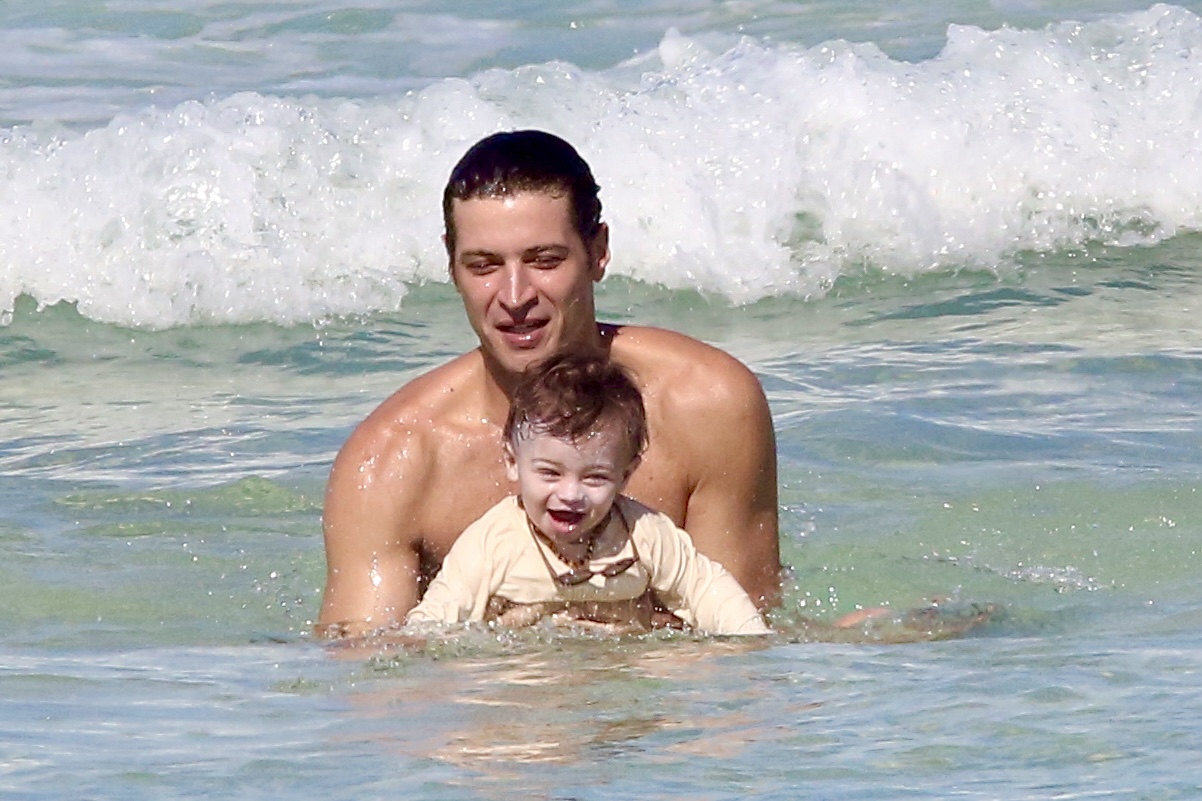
[
  {"x1": 406, "y1": 523, "x2": 495, "y2": 625},
  {"x1": 642, "y1": 514, "x2": 771, "y2": 636}
]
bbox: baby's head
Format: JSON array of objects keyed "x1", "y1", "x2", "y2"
[
  {"x1": 506, "y1": 350, "x2": 644, "y2": 459},
  {"x1": 505, "y1": 350, "x2": 646, "y2": 467},
  {"x1": 503, "y1": 352, "x2": 647, "y2": 538}
]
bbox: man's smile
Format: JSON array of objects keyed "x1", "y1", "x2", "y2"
[{"x1": 496, "y1": 318, "x2": 548, "y2": 347}]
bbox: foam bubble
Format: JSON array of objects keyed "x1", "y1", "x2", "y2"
[
  {"x1": 3, "y1": 5, "x2": 1202, "y2": 326},
  {"x1": 0, "y1": 93, "x2": 465, "y2": 327},
  {"x1": 596, "y1": 5, "x2": 1202, "y2": 297}
]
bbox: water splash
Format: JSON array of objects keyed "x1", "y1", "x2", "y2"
[{"x1": 5, "y1": 6, "x2": 1202, "y2": 326}]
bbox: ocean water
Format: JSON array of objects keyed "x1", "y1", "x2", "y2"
[{"x1": 3, "y1": 1, "x2": 1202, "y2": 798}]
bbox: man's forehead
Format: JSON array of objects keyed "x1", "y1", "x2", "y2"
[
  {"x1": 450, "y1": 188, "x2": 570, "y2": 213},
  {"x1": 450, "y1": 191, "x2": 579, "y2": 248}
]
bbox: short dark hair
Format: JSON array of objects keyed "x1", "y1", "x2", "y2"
[
  {"x1": 505, "y1": 351, "x2": 647, "y2": 465},
  {"x1": 443, "y1": 130, "x2": 603, "y2": 253}
]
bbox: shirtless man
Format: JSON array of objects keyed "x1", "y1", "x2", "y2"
[{"x1": 317, "y1": 129, "x2": 780, "y2": 637}]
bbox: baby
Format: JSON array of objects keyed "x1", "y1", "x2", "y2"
[{"x1": 406, "y1": 351, "x2": 770, "y2": 636}]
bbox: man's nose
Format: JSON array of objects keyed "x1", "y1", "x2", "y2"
[{"x1": 499, "y1": 264, "x2": 536, "y2": 311}]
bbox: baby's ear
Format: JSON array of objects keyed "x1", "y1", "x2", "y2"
[
  {"x1": 620, "y1": 454, "x2": 642, "y2": 487},
  {"x1": 502, "y1": 440, "x2": 520, "y2": 482}
]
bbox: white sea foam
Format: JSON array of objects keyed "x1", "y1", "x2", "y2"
[{"x1": 3, "y1": 5, "x2": 1202, "y2": 326}]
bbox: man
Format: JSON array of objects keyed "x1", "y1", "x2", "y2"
[{"x1": 317, "y1": 129, "x2": 779, "y2": 637}]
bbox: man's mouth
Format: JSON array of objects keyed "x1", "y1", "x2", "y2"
[{"x1": 497, "y1": 320, "x2": 548, "y2": 348}]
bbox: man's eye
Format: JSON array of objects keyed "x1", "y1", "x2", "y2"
[
  {"x1": 528, "y1": 253, "x2": 565, "y2": 269},
  {"x1": 462, "y1": 259, "x2": 498, "y2": 275}
]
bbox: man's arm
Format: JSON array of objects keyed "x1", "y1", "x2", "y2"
[
  {"x1": 316, "y1": 421, "x2": 427, "y2": 638},
  {"x1": 406, "y1": 513, "x2": 500, "y2": 625},
  {"x1": 676, "y1": 351, "x2": 781, "y2": 610}
]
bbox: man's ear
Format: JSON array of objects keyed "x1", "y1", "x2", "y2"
[
  {"x1": 502, "y1": 440, "x2": 520, "y2": 483},
  {"x1": 443, "y1": 233, "x2": 459, "y2": 287},
  {"x1": 589, "y1": 222, "x2": 610, "y2": 281}
]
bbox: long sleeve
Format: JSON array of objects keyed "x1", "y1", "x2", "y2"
[
  {"x1": 406, "y1": 514, "x2": 501, "y2": 625},
  {"x1": 631, "y1": 501, "x2": 771, "y2": 636}
]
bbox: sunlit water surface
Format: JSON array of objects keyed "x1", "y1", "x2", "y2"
[{"x1": 3, "y1": 1, "x2": 1202, "y2": 798}]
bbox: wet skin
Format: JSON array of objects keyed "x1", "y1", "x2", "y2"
[{"x1": 318, "y1": 191, "x2": 781, "y2": 637}]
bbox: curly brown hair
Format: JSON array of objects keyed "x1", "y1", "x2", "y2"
[{"x1": 504, "y1": 351, "x2": 647, "y2": 464}]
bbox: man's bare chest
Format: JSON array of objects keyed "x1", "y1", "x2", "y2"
[
  {"x1": 624, "y1": 440, "x2": 690, "y2": 527},
  {"x1": 412, "y1": 431, "x2": 690, "y2": 569},
  {"x1": 419, "y1": 445, "x2": 509, "y2": 544}
]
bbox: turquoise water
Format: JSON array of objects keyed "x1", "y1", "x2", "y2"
[{"x1": 3, "y1": 2, "x2": 1202, "y2": 798}]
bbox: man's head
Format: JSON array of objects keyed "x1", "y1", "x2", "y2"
[
  {"x1": 443, "y1": 130, "x2": 603, "y2": 254},
  {"x1": 443, "y1": 131, "x2": 611, "y2": 378},
  {"x1": 502, "y1": 351, "x2": 646, "y2": 541}
]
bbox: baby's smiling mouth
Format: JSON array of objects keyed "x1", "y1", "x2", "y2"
[{"x1": 548, "y1": 509, "x2": 585, "y2": 526}]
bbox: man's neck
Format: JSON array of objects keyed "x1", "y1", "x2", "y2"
[
  {"x1": 476, "y1": 352, "x2": 516, "y2": 424},
  {"x1": 479, "y1": 323, "x2": 620, "y2": 407}
]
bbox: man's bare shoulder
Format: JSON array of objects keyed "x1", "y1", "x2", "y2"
[
  {"x1": 353, "y1": 352, "x2": 485, "y2": 439},
  {"x1": 330, "y1": 351, "x2": 492, "y2": 499},
  {"x1": 607, "y1": 324, "x2": 766, "y2": 413},
  {"x1": 609, "y1": 323, "x2": 775, "y2": 508}
]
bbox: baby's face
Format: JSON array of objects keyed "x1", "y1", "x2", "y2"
[{"x1": 504, "y1": 425, "x2": 633, "y2": 545}]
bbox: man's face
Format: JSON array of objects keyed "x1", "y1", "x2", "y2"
[
  {"x1": 447, "y1": 191, "x2": 609, "y2": 375},
  {"x1": 504, "y1": 425, "x2": 633, "y2": 546}
]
